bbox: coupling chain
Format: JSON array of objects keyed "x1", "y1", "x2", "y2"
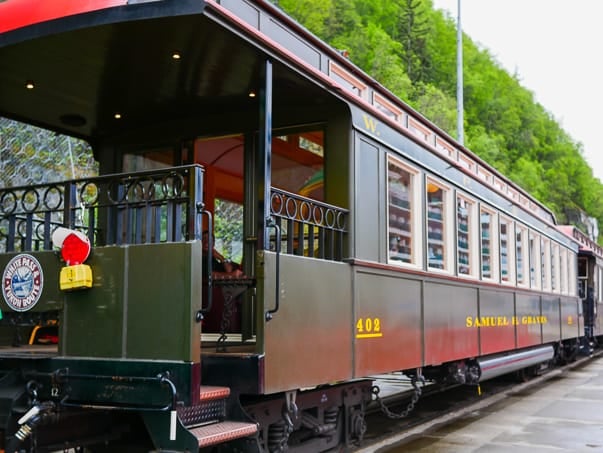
[{"x1": 372, "y1": 375, "x2": 425, "y2": 420}]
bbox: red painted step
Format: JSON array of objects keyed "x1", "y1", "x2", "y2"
[
  {"x1": 199, "y1": 385, "x2": 230, "y2": 402},
  {"x1": 190, "y1": 420, "x2": 258, "y2": 447}
]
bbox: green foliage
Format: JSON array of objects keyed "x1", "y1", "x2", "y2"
[{"x1": 277, "y1": 0, "x2": 603, "y2": 240}]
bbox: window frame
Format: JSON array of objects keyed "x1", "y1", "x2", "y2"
[
  {"x1": 529, "y1": 231, "x2": 541, "y2": 290},
  {"x1": 541, "y1": 237, "x2": 551, "y2": 292},
  {"x1": 479, "y1": 205, "x2": 498, "y2": 281},
  {"x1": 499, "y1": 215, "x2": 515, "y2": 285},
  {"x1": 387, "y1": 156, "x2": 422, "y2": 268},
  {"x1": 456, "y1": 193, "x2": 478, "y2": 278},
  {"x1": 515, "y1": 223, "x2": 528, "y2": 287},
  {"x1": 425, "y1": 176, "x2": 452, "y2": 273}
]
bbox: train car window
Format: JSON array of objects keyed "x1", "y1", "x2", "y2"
[
  {"x1": 122, "y1": 147, "x2": 176, "y2": 171},
  {"x1": 578, "y1": 257, "x2": 588, "y2": 278},
  {"x1": 541, "y1": 238, "x2": 550, "y2": 291},
  {"x1": 387, "y1": 158, "x2": 419, "y2": 265},
  {"x1": 529, "y1": 232, "x2": 541, "y2": 289},
  {"x1": 456, "y1": 195, "x2": 475, "y2": 277},
  {"x1": 551, "y1": 243, "x2": 559, "y2": 293},
  {"x1": 214, "y1": 198, "x2": 244, "y2": 264},
  {"x1": 272, "y1": 131, "x2": 324, "y2": 201},
  {"x1": 516, "y1": 224, "x2": 528, "y2": 286},
  {"x1": 426, "y1": 179, "x2": 450, "y2": 271},
  {"x1": 499, "y1": 216, "x2": 514, "y2": 284},
  {"x1": 595, "y1": 266, "x2": 603, "y2": 302},
  {"x1": 560, "y1": 247, "x2": 567, "y2": 294},
  {"x1": 569, "y1": 251, "x2": 577, "y2": 296},
  {"x1": 480, "y1": 207, "x2": 498, "y2": 280}
]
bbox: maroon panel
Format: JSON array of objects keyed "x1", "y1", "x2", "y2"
[
  {"x1": 516, "y1": 293, "x2": 545, "y2": 348},
  {"x1": 478, "y1": 289, "x2": 515, "y2": 355},
  {"x1": 354, "y1": 271, "x2": 422, "y2": 376},
  {"x1": 541, "y1": 296, "x2": 561, "y2": 343},
  {"x1": 560, "y1": 297, "x2": 581, "y2": 340},
  {"x1": 423, "y1": 282, "x2": 479, "y2": 365}
]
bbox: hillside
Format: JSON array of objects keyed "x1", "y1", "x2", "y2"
[{"x1": 274, "y1": 0, "x2": 603, "y2": 237}]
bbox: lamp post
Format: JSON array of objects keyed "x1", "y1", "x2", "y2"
[{"x1": 456, "y1": 0, "x2": 464, "y2": 145}]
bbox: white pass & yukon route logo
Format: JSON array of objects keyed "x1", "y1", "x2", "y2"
[{"x1": 2, "y1": 254, "x2": 43, "y2": 311}]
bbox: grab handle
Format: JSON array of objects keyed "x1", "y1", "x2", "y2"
[{"x1": 265, "y1": 217, "x2": 281, "y2": 321}]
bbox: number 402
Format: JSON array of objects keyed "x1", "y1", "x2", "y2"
[{"x1": 356, "y1": 317, "x2": 381, "y2": 334}]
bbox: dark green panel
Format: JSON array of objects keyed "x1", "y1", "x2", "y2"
[
  {"x1": 62, "y1": 242, "x2": 203, "y2": 362},
  {"x1": 126, "y1": 242, "x2": 202, "y2": 361},
  {"x1": 62, "y1": 247, "x2": 125, "y2": 357},
  {"x1": 355, "y1": 137, "x2": 381, "y2": 261}
]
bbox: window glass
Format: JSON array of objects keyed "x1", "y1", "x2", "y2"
[
  {"x1": 480, "y1": 209, "x2": 494, "y2": 279},
  {"x1": 427, "y1": 180, "x2": 446, "y2": 270},
  {"x1": 272, "y1": 131, "x2": 324, "y2": 201},
  {"x1": 122, "y1": 148, "x2": 176, "y2": 171},
  {"x1": 570, "y1": 252, "x2": 577, "y2": 296},
  {"x1": 500, "y1": 218, "x2": 512, "y2": 283},
  {"x1": 214, "y1": 198, "x2": 244, "y2": 264},
  {"x1": 541, "y1": 238, "x2": 550, "y2": 291},
  {"x1": 578, "y1": 257, "x2": 588, "y2": 278},
  {"x1": 457, "y1": 196, "x2": 473, "y2": 275},
  {"x1": 529, "y1": 232, "x2": 540, "y2": 289},
  {"x1": 560, "y1": 247, "x2": 567, "y2": 294},
  {"x1": 551, "y1": 243, "x2": 559, "y2": 292},
  {"x1": 388, "y1": 159, "x2": 415, "y2": 264},
  {"x1": 516, "y1": 225, "x2": 527, "y2": 285}
]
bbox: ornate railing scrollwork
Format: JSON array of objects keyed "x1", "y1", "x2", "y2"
[
  {"x1": 0, "y1": 165, "x2": 204, "y2": 253},
  {"x1": 269, "y1": 187, "x2": 348, "y2": 262}
]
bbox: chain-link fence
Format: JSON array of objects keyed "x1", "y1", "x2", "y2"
[{"x1": 0, "y1": 117, "x2": 98, "y2": 188}]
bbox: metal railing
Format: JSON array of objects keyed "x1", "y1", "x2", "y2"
[
  {"x1": 0, "y1": 165, "x2": 204, "y2": 252},
  {"x1": 269, "y1": 187, "x2": 348, "y2": 261}
]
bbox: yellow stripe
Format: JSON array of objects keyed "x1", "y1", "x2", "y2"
[{"x1": 355, "y1": 333, "x2": 383, "y2": 339}]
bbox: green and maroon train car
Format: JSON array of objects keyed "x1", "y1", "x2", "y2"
[{"x1": 0, "y1": 0, "x2": 592, "y2": 451}]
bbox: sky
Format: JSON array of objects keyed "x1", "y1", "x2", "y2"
[{"x1": 431, "y1": 0, "x2": 603, "y2": 181}]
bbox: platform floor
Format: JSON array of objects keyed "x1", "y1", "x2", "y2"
[{"x1": 369, "y1": 357, "x2": 603, "y2": 452}]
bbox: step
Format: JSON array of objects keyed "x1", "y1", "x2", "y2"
[
  {"x1": 199, "y1": 385, "x2": 230, "y2": 402},
  {"x1": 189, "y1": 420, "x2": 258, "y2": 448},
  {"x1": 177, "y1": 386, "x2": 231, "y2": 426}
]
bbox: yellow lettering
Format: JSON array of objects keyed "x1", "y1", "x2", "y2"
[
  {"x1": 356, "y1": 318, "x2": 364, "y2": 333},
  {"x1": 374, "y1": 318, "x2": 381, "y2": 332},
  {"x1": 356, "y1": 317, "x2": 383, "y2": 339},
  {"x1": 363, "y1": 115, "x2": 378, "y2": 133},
  {"x1": 466, "y1": 316, "x2": 473, "y2": 327}
]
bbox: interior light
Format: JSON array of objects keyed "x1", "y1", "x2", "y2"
[
  {"x1": 25, "y1": 80, "x2": 35, "y2": 90},
  {"x1": 172, "y1": 52, "x2": 181, "y2": 60},
  {"x1": 427, "y1": 182, "x2": 440, "y2": 193},
  {"x1": 114, "y1": 113, "x2": 122, "y2": 119},
  {"x1": 248, "y1": 91, "x2": 256, "y2": 98}
]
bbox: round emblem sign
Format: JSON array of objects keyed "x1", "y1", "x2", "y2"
[{"x1": 2, "y1": 254, "x2": 44, "y2": 312}]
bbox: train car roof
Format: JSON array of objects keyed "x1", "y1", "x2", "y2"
[
  {"x1": 0, "y1": 0, "x2": 337, "y2": 141},
  {"x1": 0, "y1": 0, "x2": 557, "y2": 226},
  {"x1": 558, "y1": 225, "x2": 603, "y2": 258}
]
